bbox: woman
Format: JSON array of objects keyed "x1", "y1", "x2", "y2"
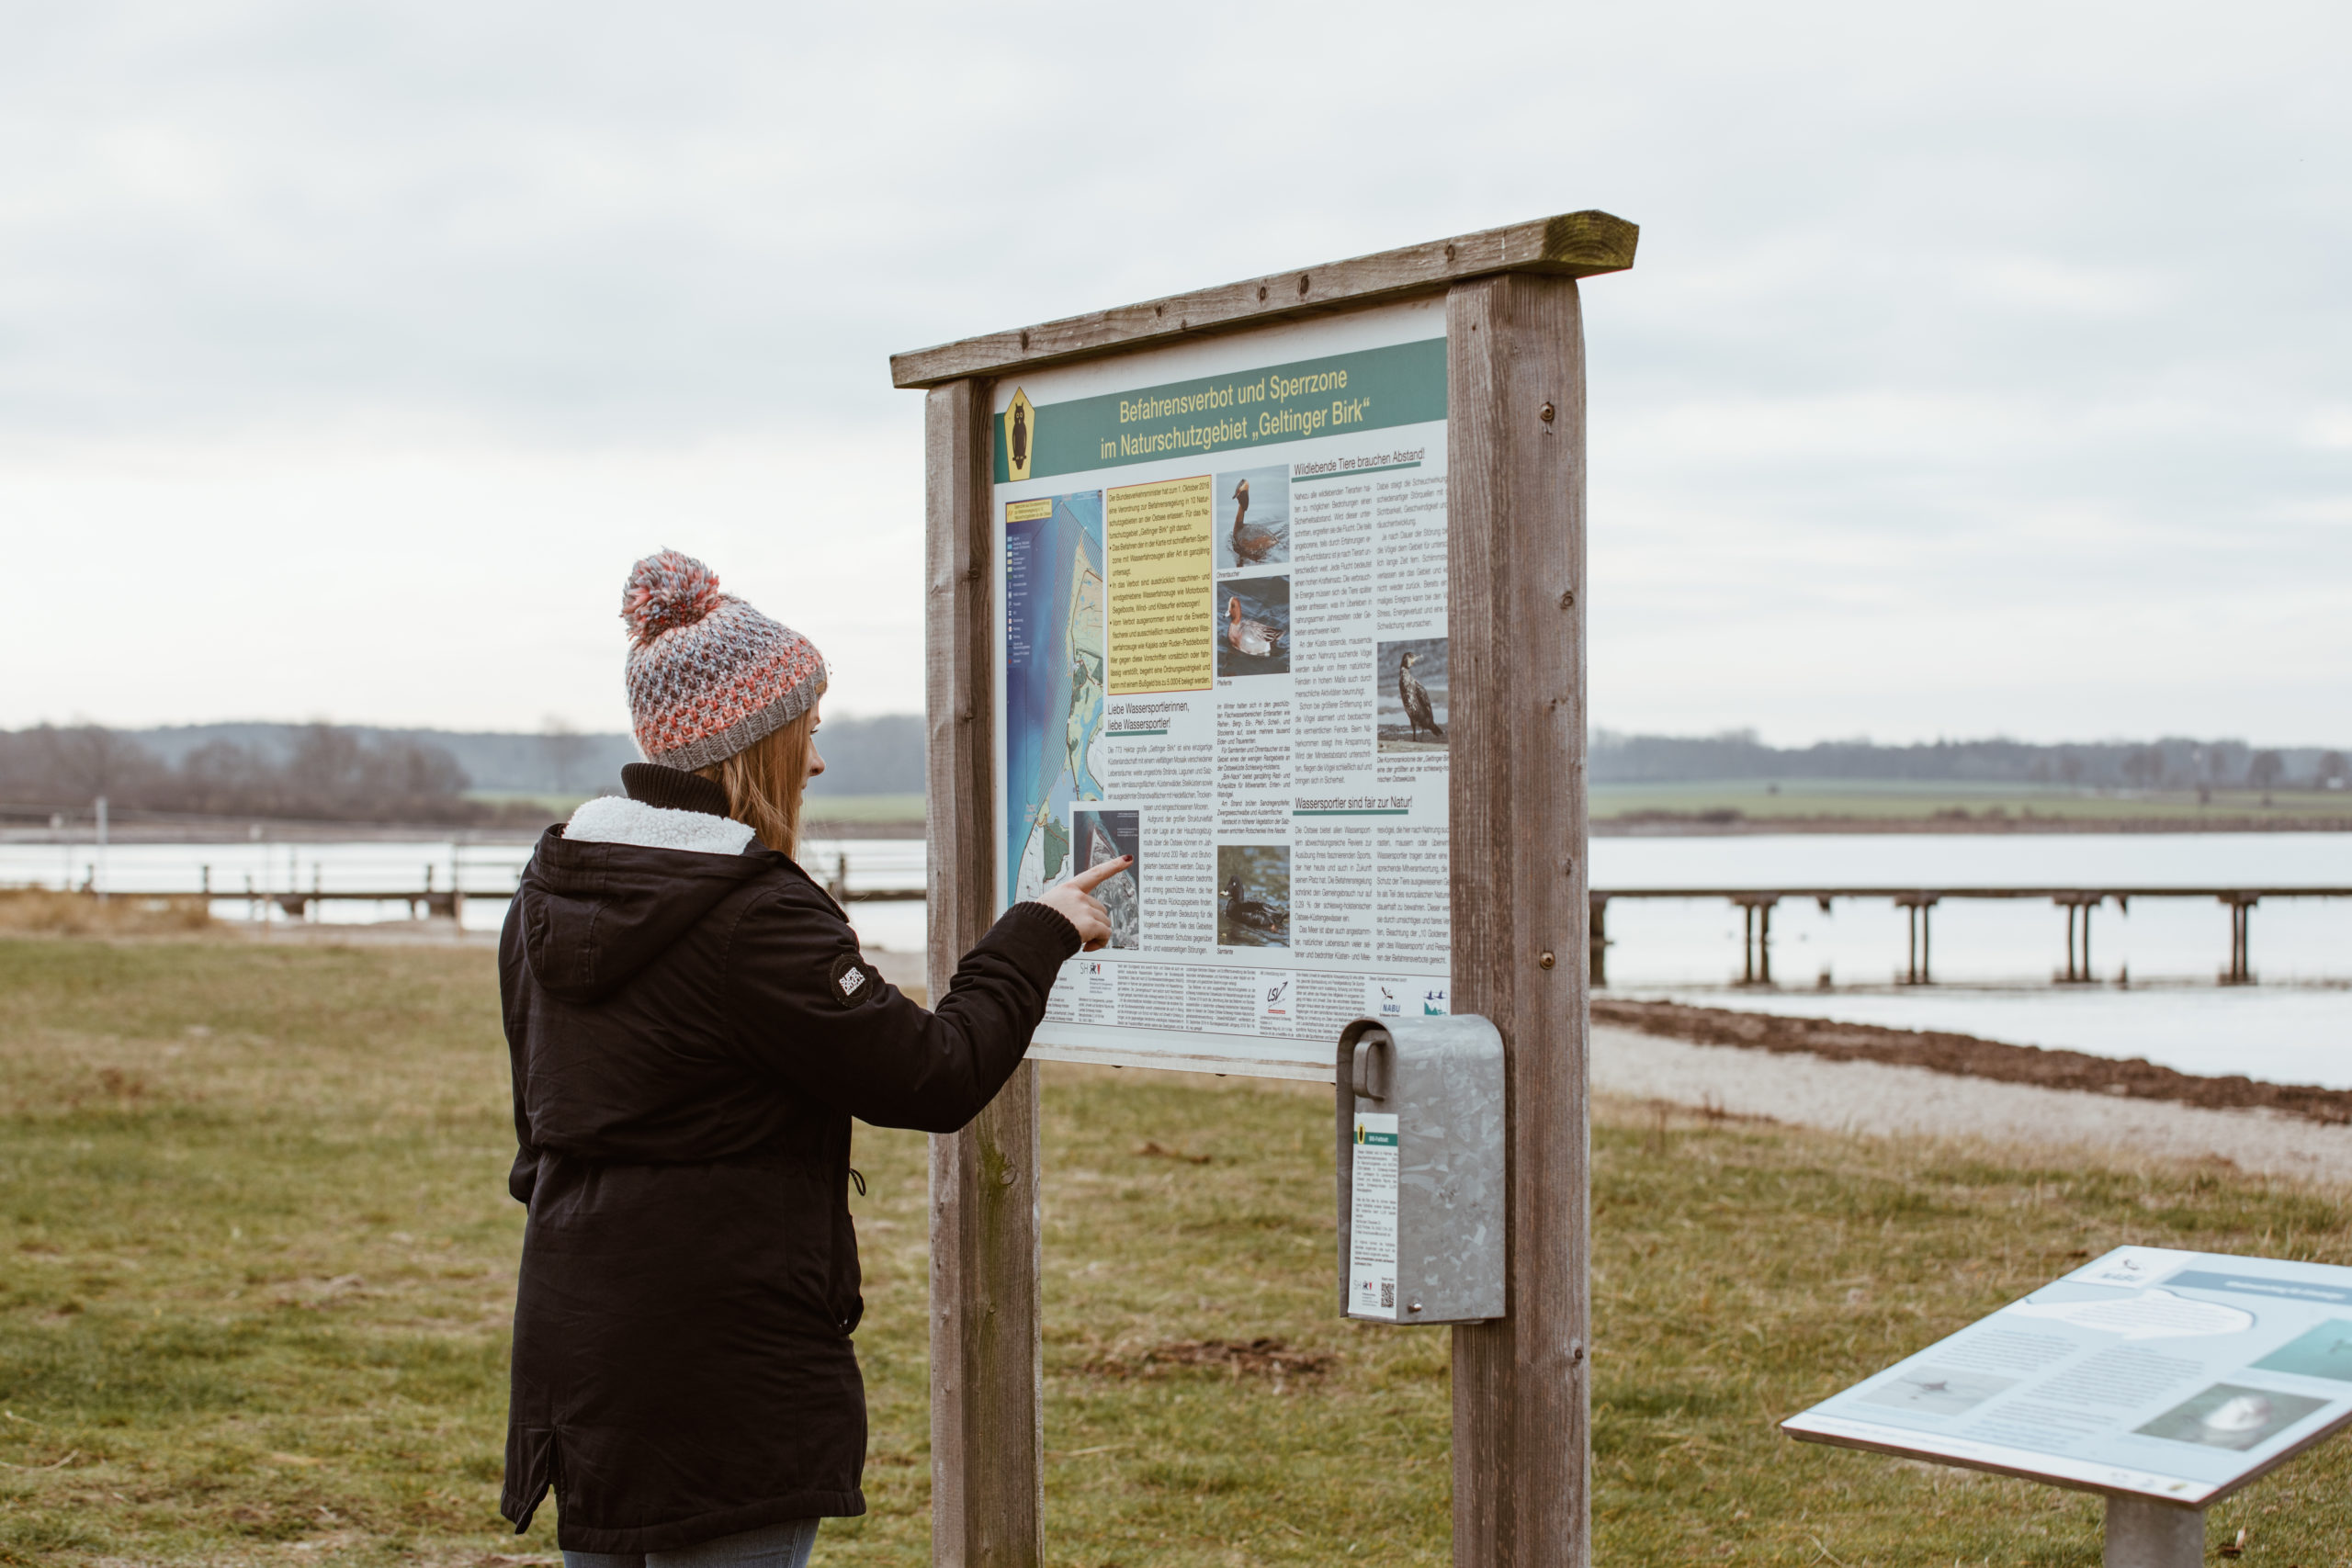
[{"x1": 499, "y1": 549, "x2": 1124, "y2": 1567}]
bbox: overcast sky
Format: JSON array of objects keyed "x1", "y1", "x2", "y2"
[{"x1": 2, "y1": 0, "x2": 2345, "y2": 745}]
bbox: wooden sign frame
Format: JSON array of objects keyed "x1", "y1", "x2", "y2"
[{"x1": 896, "y1": 209, "x2": 1638, "y2": 1568}]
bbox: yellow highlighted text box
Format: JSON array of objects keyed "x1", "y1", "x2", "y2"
[{"x1": 1105, "y1": 476, "x2": 1214, "y2": 694}]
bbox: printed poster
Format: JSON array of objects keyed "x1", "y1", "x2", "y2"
[{"x1": 992, "y1": 299, "x2": 1451, "y2": 1077}]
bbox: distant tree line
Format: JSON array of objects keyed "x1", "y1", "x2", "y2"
[
  {"x1": 0, "y1": 724, "x2": 486, "y2": 823},
  {"x1": 119, "y1": 715, "x2": 929, "y2": 799},
  {"x1": 11, "y1": 719, "x2": 2342, "y2": 825},
  {"x1": 0, "y1": 713, "x2": 933, "y2": 825},
  {"x1": 1592, "y1": 730, "x2": 2350, "y2": 792}
]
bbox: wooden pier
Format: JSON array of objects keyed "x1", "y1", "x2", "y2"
[
  {"x1": 166, "y1": 848, "x2": 932, "y2": 926},
  {"x1": 1586, "y1": 885, "x2": 2352, "y2": 986},
  {"x1": 86, "y1": 870, "x2": 2352, "y2": 987}
]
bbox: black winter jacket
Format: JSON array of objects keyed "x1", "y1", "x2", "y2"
[{"x1": 497, "y1": 764, "x2": 1079, "y2": 1554}]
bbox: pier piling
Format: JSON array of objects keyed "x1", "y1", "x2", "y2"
[{"x1": 2222, "y1": 894, "x2": 2258, "y2": 984}]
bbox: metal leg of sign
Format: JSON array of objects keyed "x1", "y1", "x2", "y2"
[
  {"x1": 2102, "y1": 1495, "x2": 2204, "y2": 1568},
  {"x1": 924, "y1": 376, "x2": 1045, "y2": 1568},
  {"x1": 1446, "y1": 271, "x2": 1592, "y2": 1568}
]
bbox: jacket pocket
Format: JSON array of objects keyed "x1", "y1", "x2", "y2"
[{"x1": 830, "y1": 1201, "x2": 865, "y2": 1335}]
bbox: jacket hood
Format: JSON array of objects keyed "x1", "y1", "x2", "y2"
[{"x1": 514, "y1": 806, "x2": 781, "y2": 1002}]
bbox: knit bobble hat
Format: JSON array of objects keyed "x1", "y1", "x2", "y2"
[{"x1": 620, "y1": 549, "x2": 827, "y2": 771}]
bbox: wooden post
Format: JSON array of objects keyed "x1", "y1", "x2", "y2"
[
  {"x1": 923, "y1": 377, "x2": 1045, "y2": 1568},
  {"x1": 1446, "y1": 272, "x2": 1592, "y2": 1568}
]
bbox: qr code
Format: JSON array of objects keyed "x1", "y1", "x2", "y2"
[{"x1": 1379, "y1": 1282, "x2": 1395, "y2": 1309}]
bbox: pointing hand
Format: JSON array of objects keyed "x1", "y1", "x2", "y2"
[{"x1": 1036, "y1": 855, "x2": 1132, "y2": 952}]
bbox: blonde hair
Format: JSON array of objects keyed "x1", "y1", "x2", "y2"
[{"x1": 696, "y1": 698, "x2": 822, "y2": 858}]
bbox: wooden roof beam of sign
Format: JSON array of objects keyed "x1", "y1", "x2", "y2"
[{"x1": 888, "y1": 209, "x2": 1638, "y2": 389}]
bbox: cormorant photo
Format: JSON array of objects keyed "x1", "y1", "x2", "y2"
[{"x1": 1397, "y1": 649, "x2": 1442, "y2": 741}]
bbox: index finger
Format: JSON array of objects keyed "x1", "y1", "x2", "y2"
[{"x1": 1067, "y1": 854, "x2": 1134, "y2": 894}]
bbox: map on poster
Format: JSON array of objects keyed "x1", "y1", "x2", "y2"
[
  {"x1": 992, "y1": 299, "x2": 1450, "y2": 1078},
  {"x1": 1784, "y1": 1247, "x2": 2352, "y2": 1504},
  {"x1": 1003, "y1": 491, "x2": 1106, "y2": 898}
]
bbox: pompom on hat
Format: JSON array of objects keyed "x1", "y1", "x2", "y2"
[{"x1": 620, "y1": 549, "x2": 827, "y2": 771}]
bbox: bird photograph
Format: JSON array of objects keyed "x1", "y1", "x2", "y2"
[
  {"x1": 2136, "y1": 1384, "x2": 2324, "y2": 1452},
  {"x1": 1215, "y1": 465, "x2": 1289, "y2": 570},
  {"x1": 1857, "y1": 1368, "x2": 2012, "y2": 1417},
  {"x1": 1218, "y1": 576, "x2": 1290, "y2": 678},
  {"x1": 1374, "y1": 637, "x2": 1448, "y2": 752},
  {"x1": 1396, "y1": 649, "x2": 1441, "y2": 740},
  {"x1": 1216, "y1": 844, "x2": 1290, "y2": 948}
]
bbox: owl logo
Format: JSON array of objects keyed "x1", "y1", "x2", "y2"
[{"x1": 1003, "y1": 388, "x2": 1035, "y2": 482}]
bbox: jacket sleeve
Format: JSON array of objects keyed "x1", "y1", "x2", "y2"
[
  {"x1": 498, "y1": 897, "x2": 541, "y2": 1207},
  {"x1": 724, "y1": 887, "x2": 1081, "y2": 1134}
]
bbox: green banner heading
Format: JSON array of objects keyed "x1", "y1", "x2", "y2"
[{"x1": 996, "y1": 336, "x2": 1445, "y2": 484}]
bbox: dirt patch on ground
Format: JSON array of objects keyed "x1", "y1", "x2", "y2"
[
  {"x1": 1593, "y1": 997, "x2": 2352, "y2": 1125},
  {"x1": 1081, "y1": 1337, "x2": 1336, "y2": 1384}
]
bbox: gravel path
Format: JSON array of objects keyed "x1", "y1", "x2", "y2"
[{"x1": 1593, "y1": 1023, "x2": 2352, "y2": 1184}]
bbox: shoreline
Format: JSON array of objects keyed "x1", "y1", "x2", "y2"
[
  {"x1": 1595, "y1": 996, "x2": 2352, "y2": 1124},
  {"x1": 10, "y1": 914, "x2": 2341, "y2": 1118}
]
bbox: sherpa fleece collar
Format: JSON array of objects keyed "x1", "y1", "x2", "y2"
[{"x1": 564, "y1": 795, "x2": 757, "y2": 857}]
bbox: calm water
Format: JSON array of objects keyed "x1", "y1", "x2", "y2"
[
  {"x1": 8, "y1": 831, "x2": 2346, "y2": 1086},
  {"x1": 1592, "y1": 833, "x2": 2352, "y2": 1086}
]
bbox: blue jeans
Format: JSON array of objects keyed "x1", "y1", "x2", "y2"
[{"x1": 562, "y1": 1517, "x2": 819, "y2": 1568}]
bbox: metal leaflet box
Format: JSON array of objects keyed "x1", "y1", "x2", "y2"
[{"x1": 1335, "y1": 1014, "x2": 1507, "y2": 1325}]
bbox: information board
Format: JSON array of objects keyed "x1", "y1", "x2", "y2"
[
  {"x1": 1784, "y1": 1247, "x2": 2352, "y2": 1504},
  {"x1": 990, "y1": 299, "x2": 1449, "y2": 1077}
]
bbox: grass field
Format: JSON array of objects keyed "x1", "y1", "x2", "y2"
[
  {"x1": 8, "y1": 938, "x2": 2352, "y2": 1565},
  {"x1": 1591, "y1": 777, "x2": 2352, "y2": 825}
]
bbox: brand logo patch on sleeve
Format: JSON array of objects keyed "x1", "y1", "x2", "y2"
[{"x1": 829, "y1": 952, "x2": 878, "y2": 1007}]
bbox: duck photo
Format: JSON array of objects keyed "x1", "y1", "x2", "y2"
[
  {"x1": 1217, "y1": 576, "x2": 1290, "y2": 678},
  {"x1": 1374, "y1": 636, "x2": 1448, "y2": 753},
  {"x1": 1214, "y1": 464, "x2": 1289, "y2": 570},
  {"x1": 1216, "y1": 844, "x2": 1290, "y2": 949}
]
